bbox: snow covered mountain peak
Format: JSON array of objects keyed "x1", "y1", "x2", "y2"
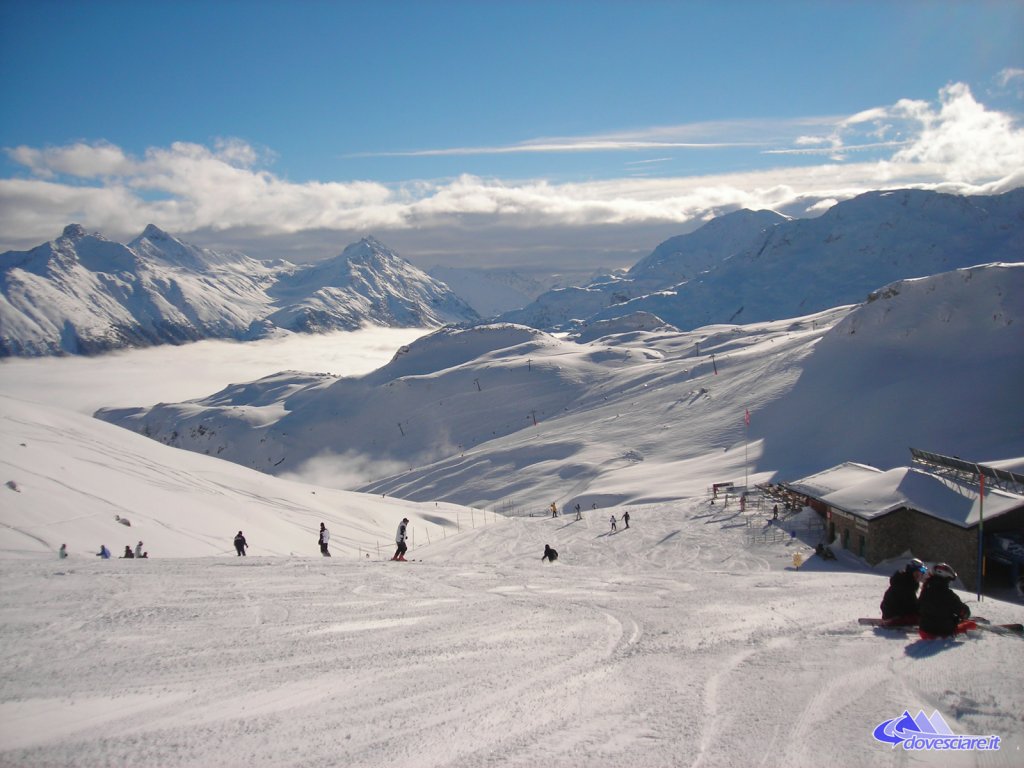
[
  {"x1": 138, "y1": 223, "x2": 173, "y2": 242},
  {"x1": 1, "y1": 228, "x2": 478, "y2": 356},
  {"x1": 60, "y1": 223, "x2": 88, "y2": 241},
  {"x1": 502, "y1": 187, "x2": 1024, "y2": 333}
]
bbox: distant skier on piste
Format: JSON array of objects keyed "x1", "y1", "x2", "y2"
[
  {"x1": 542, "y1": 544, "x2": 558, "y2": 563},
  {"x1": 234, "y1": 531, "x2": 247, "y2": 556},
  {"x1": 392, "y1": 518, "x2": 409, "y2": 561},
  {"x1": 318, "y1": 522, "x2": 331, "y2": 557}
]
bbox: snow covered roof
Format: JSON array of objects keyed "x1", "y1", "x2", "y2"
[
  {"x1": 784, "y1": 462, "x2": 884, "y2": 498},
  {"x1": 789, "y1": 464, "x2": 1024, "y2": 528}
]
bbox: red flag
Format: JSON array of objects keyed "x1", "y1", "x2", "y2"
[{"x1": 744, "y1": 409, "x2": 750, "y2": 426}]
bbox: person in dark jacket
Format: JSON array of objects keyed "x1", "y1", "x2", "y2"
[
  {"x1": 918, "y1": 563, "x2": 974, "y2": 639},
  {"x1": 392, "y1": 518, "x2": 409, "y2": 561},
  {"x1": 318, "y1": 523, "x2": 331, "y2": 557},
  {"x1": 880, "y1": 558, "x2": 925, "y2": 624},
  {"x1": 542, "y1": 544, "x2": 558, "y2": 563},
  {"x1": 234, "y1": 531, "x2": 248, "y2": 556}
]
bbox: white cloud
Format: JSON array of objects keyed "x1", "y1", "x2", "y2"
[
  {"x1": 997, "y1": 67, "x2": 1024, "y2": 88},
  {"x1": 1, "y1": 83, "x2": 1021, "y2": 260}
]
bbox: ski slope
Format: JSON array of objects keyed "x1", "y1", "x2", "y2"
[{"x1": 2, "y1": 499, "x2": 1022, "y2": 767}]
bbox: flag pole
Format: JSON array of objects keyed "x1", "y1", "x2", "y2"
[
  {"x1": 977, "y1": 468, "x2": 985, "y2": 601},
  {"x1": 744, "y1": 409, "x2": 750, "y2": 489}
]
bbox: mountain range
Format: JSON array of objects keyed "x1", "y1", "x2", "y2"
[
  {"x1": 0, "y1": 227, "x2": 478, "y2": 356},
  {"x1": 497, "y1": 188, "x2": 1024, "y2": 331},
  {"x1": 3, "y1": 187, "x2": 1023, "y2": 359}
]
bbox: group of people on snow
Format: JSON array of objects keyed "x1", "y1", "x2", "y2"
[
  {"x1": 87, "y1": 542, "x2": 147, "y2": 559},
  {"x1": 880, "y1": 558, "x2": 974, "y2": 639},
  {"x1": 121, "y1": 541, "x2": 147, "y2": 558}
]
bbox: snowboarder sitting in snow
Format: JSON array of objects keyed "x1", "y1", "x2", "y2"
[
  {"x1": 121, "y1": 545, "x2": 135, "y2": 559},
  {"x1": 917, "y1": 563, "x2": 974, "y2": 639},
  {"x1": 234, "y1": 531, "x2": 247, "y2": 556},
  {"x1": 815, "y1": 542, "x2": 836, "y2": 560},
  {"x1": 96, "y1": 545, "x2": 110, "y2": 559},
  {"x1": 542, "y1": 544, "x2": 558, "y2": 563},
  {"x1": 879, "y1": 558, "x2": 925, "y2": 625}
]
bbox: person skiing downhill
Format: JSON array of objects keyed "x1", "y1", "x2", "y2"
[
  {"x1": 392, "y1": 518, "x2": 409, "y2": 561},
  {"x1": 610, "y1": 515, "x2": 617, "y2": 532},
  {"x1": 318, "y1": 523, "x2": 331, "y2": 557},
  {"x1": 542, "y1": 544, "x2": 558, "y2": 563}
]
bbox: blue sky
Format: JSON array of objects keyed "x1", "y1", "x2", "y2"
[{"x1": 1, "y1": 0, "x2": 1023, "y2": 268}]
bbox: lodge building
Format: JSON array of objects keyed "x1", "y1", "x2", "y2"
[{"x1": 780, "y1": 450, "x2": 1024, "y2": 593}]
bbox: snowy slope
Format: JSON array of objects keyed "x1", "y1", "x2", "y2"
[
  {"x1": 2, "y1": 451, "x2": 1023, "y2": 766},
  {"x1": 0, "y1": 229, "x2": 478, "y2": 357},
  {"x1": 95, "y1": 263, "x2": 1024, "y2": 511},
  {"x1": 3, "y1": 297, "x2": 1024, "y2": 767},
  {"x1": 501, "y1": 188, "x2": 1024, "y2": 331},
  {"x1": 427, "y1": 265, "x2": 546, "y2": 317},
  {"x1": 0, "y1": 395, "x2": 463, "y2": 560}
]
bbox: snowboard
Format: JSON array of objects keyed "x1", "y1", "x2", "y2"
[{"x1": 858, "y1": 617, "x2": 1023, "y2": 633}]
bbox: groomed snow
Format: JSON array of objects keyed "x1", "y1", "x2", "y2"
[
  {"x1": 2, "y1": 265, "x2": 1023, "y2": 767},
  {"x1": 2, "y1": 498, "x2": 1023, "y2": 767}
]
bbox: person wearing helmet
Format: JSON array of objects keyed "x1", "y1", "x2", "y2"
[
  {"x1": 392, "y1": 518, "x2": 409, "y2": 561},
  {"x1": 918, "y1": 563, "x2": 974, "y2": 639},
  {"x1": 880, "y1": 558, "x2": 927, "y2": 625}
]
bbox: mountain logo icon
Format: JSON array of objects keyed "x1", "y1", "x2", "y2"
[{"x1": 872, "y1": 710, "x2": 1001, "y2": 752}]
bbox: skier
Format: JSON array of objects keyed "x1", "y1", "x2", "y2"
[
  {"x1": 318, "y1": 523, "x2": 331, "y2": 557},
  {"x1": 550, "y1": 502, "x2": 558, "y2": 518},
  {"x1": 392, "y1": 518, "x2": 409, "y2": 561},
  {"x1": 234, "y1": 531, "x2": 247, "y2": 556},
  {"x1": 917, "y1": 563, "x2": 974, "y2": 639},
  {"x1": 542, "y1": 544, "x2": 558, "y2": 563},
  {"x1": 879, "y1": 558, "x2": 925, "y2": 625},
  {"x1": 122, "y1": 545, "x2": 134, "y2": 559},
  {"x1": 134, "y1": 541, "x2": 144, "y2": 558},
  {"x1": 623, "y1": 511, "x2": 630, "y2": 529},
  {"x1": 610, "y1": 515, "x2": 617, "y2": 532},
  {"x1": 574, "y1": 503, "x2": 582, "y2": 521},
  {"x1": 58, "y1": 544, "x2": 68, "y2": 559}
]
